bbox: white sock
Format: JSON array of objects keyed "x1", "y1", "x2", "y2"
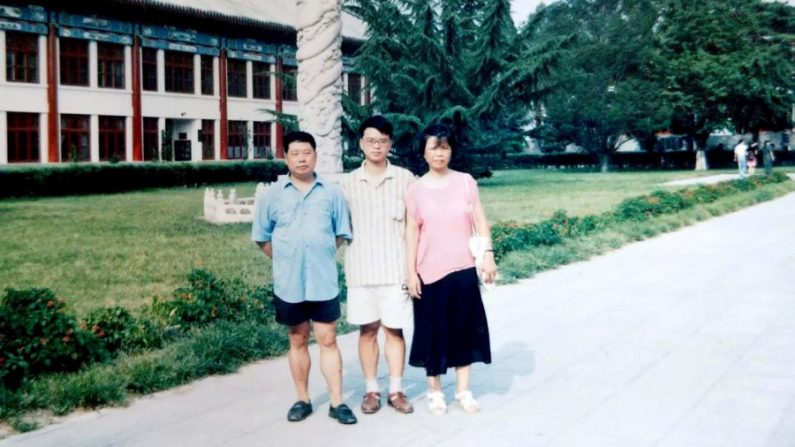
[
  {"x1": 389, "y1": 377, "x2": 402, "y2": 394},
  {"x1": 366, "y1": 378, "x2": 379, "y2": 393}
]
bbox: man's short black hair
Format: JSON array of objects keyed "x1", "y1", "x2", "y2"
[
  {"x1": 359, "y1": 115, "x2": 393, "y2": 139},
  {"x1": 284, "y1": 131, "x2": 316, "y2": 152}
]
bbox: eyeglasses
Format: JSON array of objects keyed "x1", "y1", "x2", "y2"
[{"x1": 364, "y1": 138, "x2": 390, "y2": 146}]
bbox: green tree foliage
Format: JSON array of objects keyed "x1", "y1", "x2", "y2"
[
  {"x1": 527, "y1": 0, "x2": 665, "y2": 171},
  {"x1": 652, "y1": 0, "x2": 794, "y2": 146},
  {"x1": 343, "y1": 0, "x2": 566, "y2": 174}
]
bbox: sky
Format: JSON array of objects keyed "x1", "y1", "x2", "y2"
[
  {"x1": 511, "y1": 0, "x2": 547, "y2": 25},
  {"x1": 510, "y1": 0, "x2": 795, "y2": 26}
]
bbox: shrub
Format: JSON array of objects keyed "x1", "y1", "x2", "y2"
[
  {"x1": 152, "y1": 269, "x2": 274, "y2": 328},
  {"x1": 0, "y1": 161, "x2": 287, "y2": 199},
  {"x1": 0, "y1": 289, "x2": 96, "y2": 388},
  {"x1": 82, "y1": 307, "x2": 164, "y2": 358}
]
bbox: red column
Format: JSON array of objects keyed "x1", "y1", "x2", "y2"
[
  {"x1": 219, "y1": 50, "x2": 228, "y2": 160},
  {"x1": 274, "y1": 56, "x2": 284, "y2": 159},
  {"x1": 131, "y1": 37, "x2": 142, "y2": 161},
  {"x1": 47, "y1": 23, "x2": 59, "y2": 163}
]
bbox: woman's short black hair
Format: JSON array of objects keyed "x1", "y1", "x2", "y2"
[
  {"x1": 359, "y1": 115, "x2": 393, "y2": 139},
  {"x1": 283, "y1": 131, "x2": 316, "y2": 152},
  {"x1": 419, "y1": 123, "x2": 455, "y2": 156}
]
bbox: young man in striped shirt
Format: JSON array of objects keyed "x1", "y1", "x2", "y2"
[{"x1": 339, "y1": 116, "x2": 416, "y2": 414}]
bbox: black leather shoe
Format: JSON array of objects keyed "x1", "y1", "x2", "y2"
[
  {"x1": 328, "y1": 403, "x2": 357, "y2": 424},
  {"x1": 287, "y1": 400, "x2": 313, "y2": 422}
]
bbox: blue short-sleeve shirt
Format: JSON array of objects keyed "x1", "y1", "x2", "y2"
[{"x1": 251, "y1": 174, "x2": 352, "y2": 303}]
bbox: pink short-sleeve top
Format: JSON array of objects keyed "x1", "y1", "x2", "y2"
[{"x1": 405, "y1": 171, "x2": 479, "y2": 284}]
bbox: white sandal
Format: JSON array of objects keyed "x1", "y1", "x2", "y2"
[
  {"x1": 426, "y1": 390, "x2": 447, "y2": 415},
  {"x1": 455, "y1": 390, "x2": 480, "y2": 413}
]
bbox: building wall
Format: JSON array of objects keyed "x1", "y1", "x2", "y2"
[{"x1": 0, "y1": 3, "x2": 365, "y2": 166}]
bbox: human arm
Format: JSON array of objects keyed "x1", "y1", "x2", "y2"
[
  {"x1": 472, "y1": 195, "x2": 498, "y2": 284},
  {"x1": 251, "y1": 189, "x2": 276, "y2": 258},
  {"x1": 405, "y1": 212, "x2": 422, "y2": 299}
]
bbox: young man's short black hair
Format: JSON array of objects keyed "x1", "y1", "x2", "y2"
[
  {"x1": 284, "y1": 131, "x2": 316, "y2": 153},
  {"x1": 359, "y1": 115, "x2": 393, "y2": 139},
  {"x1": 419, "y1": 123, "x2": 455, "y2": 156}
]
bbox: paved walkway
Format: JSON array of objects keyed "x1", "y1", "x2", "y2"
[{"x1": 3, "y1": 191, "x2": 795, "y2": 447}]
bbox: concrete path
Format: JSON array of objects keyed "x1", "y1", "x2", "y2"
[{"x1": 3, "y1": 191, "x2": 795, "y2": 447}]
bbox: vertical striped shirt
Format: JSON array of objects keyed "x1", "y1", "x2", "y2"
[{"x1": 339, "y1": 161, "x2": 416, "y2": 287}]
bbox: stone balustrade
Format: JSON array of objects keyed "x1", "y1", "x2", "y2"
[{"x1": 203, "y1": 183, "x2": 268, "y2": 224}]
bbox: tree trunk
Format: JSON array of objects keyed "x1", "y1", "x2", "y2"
[{"x1": 599, "y1": 153, "x2": 610, "y2": 172}]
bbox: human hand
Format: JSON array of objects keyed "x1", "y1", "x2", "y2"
[
  {"x1": 480, "y1": 252, "x2": 498, "y2": 284},
  {"x1": 407, "y1": 273, "x2": 422, "y2": 299}
]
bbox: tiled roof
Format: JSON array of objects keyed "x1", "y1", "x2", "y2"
[{"x1": 132, "y1": 0, "x2": 365, "y2": 40}]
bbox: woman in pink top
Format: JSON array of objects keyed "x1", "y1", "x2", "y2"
[{"x1": 405, "y1": 124, "x2": 497, "y2": 415}]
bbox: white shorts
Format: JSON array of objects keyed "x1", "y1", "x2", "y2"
[{"x1": 346, "y1": 284, "x2": 412, "y2": 329}]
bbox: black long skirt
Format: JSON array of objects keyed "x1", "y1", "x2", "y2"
[{"x1": 409, "y1": 267, "x2": 491, "y2": 376}]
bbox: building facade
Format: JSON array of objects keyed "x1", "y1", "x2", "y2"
[{"x1": 0, "y1": 1, "x2": 366, "y2": 165}]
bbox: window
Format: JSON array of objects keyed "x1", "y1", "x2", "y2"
[
  {"x1": 6, "y1": 113, "x2": 39, "y2": 162},
  {"x1": 200, "y1": 55, "x2": 213, "y2": 95},
  {"x1": 201, "y1": 119, "x2": 214, "y2": 160},
  {"x1": 143, "y1": 117, "x2": 159, "y2": 161},
  {"x1": 60, "y1": 38, "x2": 89, "y2": 86},
  {"x1": 252, "y1": 62, "x2": 270, "y2": 99},
  {"x1": 142, "y1": 47, "x2": 157, "y2": 91},
  {"x1": 60, "y1": 114, "x2": 90, "y2": 162},
  {"x1": 227, "y1": 59, "x2": 247, "y2": 98},
  {"x1": 97, "y1": 42, "x2": 125, "y2": 89},
  {"x1": 227, "y1": 121, "x2": 247, "y2": 159},
  {"x1": 282, "y1": 66, "x2": 297, "y2": 101},
  {"x1": 253, "y1": 122, "x2": 272, "y2": 159},
  {"x1": 99, "y1": 116, "x2": 126, "y2": 162},
  {"x1": 164, "y1": 51, "x2": 194, "y2": 93},
  {"x1": 348, "y1": 73, "x2": 362, "y2": 105},
  {"x1": 6, "y1": 32, "x2": 39, "y2": 83}
]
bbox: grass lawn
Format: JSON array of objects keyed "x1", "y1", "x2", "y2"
[{"x1": 0, "y1": 168, "x2": 767, "y2": 314}]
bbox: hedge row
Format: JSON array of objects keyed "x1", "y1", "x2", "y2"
[
  {"x1": 491, "y1": 172, "x2": 790, "y2": 261},
  {"x1": 475, "y1": 150, "x2": 795, "y2": 171},
  {"x1": 0, "y1": 161, "x2": 287, "y2": 198}
]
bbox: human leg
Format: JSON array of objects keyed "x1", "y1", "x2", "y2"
[
  {"x1": 358, "y1": 321, "x2": 382, "y2": 413},
  {"x1": 286, "y1": 322, "x2": 311, "y2": 403}
]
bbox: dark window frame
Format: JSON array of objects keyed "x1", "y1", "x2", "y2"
[
  {"x1": 201, "y1": 119, "x2": 214, "y2": 160},
  {"x1": 252, "y1": 62, "x2": 270, "y2": 99},
  {"x1": 97, "y1": 42, "x2": 125, "y2": 89},
  {"x1": 253, "y1": 121, "x2": 272, "y2": 159},
  {"x1": 142, "y1": 47, "x2": 158, "y2": 91},
  {"x1": 59, "y1": 38, "x2": 89, "y2": 86},
  {"x1": 7, "y1": 112, "x2": 40, "y2": 163},
  {"x1": 348, "y1": 73, "x2": 363, "y2": 105},
  {"x1": 98, "y1": 115, "x2": 126, "y2": 162},
  {"x1": 200, "y1": 55, "x2": 214, "y2": 95},
  {"x1": 281, "y1": 66, "x2": 297, "y2": 101},
  {"x1": 164, "y1": 50, "x2": 194, "y2": 94},
  {"x1": 227, "y1": 120, "x2": 247, "y2": 160},
  {"x1": 60, "y1": 114, "x2": 90, "y2": 162},
  {"x1": 6, "y1": 32, "x2": 39, "y2": 83},
  {"x1": 227, "y1": 59, "x2": 247, "y2": 98},
  {"x1": 143, "y1": 117, "x2": 159, "y2": 161}
]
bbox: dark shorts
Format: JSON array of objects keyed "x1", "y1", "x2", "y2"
[{"x1": 273, "y1": 295, "x2": 341, "y2": 326}]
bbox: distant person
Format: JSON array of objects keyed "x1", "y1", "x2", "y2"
[
  {"x1": 339, "y1": 116, "x2": 416, "y2": 415},
  {"x1": 761, "y1": 141, "x2": 776, "y2": 176},
  {"x1": 747, "y1": 142, "x2": 758, "y2": 175},
  {"x1": 733, "y1": 139, "x2": 748, "y2": 177},
  {"x1": 405, "y1": 123, "x2": 496, "y2": 415},
  {"x1": 251, "y1": 131, "x2": 357, "y2": 425}
]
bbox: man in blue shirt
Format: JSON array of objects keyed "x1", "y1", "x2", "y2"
[{"x1": 251, "y1": 131, "x2": 356, "y2": 425}]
